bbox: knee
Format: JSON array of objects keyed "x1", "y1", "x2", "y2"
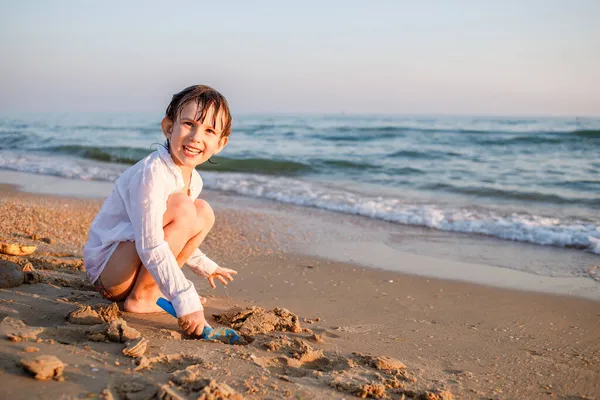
[
  {"x1": 194, "y1": 199, "x2": 215, "y2": 230},
  {"x1": 167, "y1": 193, "x2": 197, "y2": 229}
]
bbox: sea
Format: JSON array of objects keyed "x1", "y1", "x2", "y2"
[{"x1": 1, "y1": 113, "x2": 599, "y2": 255}]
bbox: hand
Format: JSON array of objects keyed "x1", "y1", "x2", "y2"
[
  {"x1": 207, "y1": 266, "x2": 238, "y2": 289},
  {"x1": 178, "y1": 310, "x2": 211, "y2": 337}
]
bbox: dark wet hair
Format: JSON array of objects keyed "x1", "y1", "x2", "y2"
[{"x1": 165, "y1": 85, "x2": 232, "y2": 138}]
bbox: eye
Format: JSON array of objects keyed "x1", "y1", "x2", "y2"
[
  {"x1": 207, "y1": 128, "x2": 216, "y2": 135},
  {"x1": 183, "y1": 121, "x2": 194, "y2": 127}
]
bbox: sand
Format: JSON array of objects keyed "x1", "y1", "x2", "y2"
[{"x1": 0, "y1": 180, "x2": 599, "y2": 399}]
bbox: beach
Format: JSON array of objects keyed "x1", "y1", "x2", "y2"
[
  {"x1": 3, "y1": 1, "x2": 600, "y2": 398},
  {"x1": 1, "y1": 171, "x2": 599, "y2": 399}
]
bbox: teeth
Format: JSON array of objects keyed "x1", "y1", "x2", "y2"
[{"x1": 184, "y1": 146, "x2": 202, "y2": 154}]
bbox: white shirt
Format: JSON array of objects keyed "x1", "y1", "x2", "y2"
[{"x1": 84, "y1": 145, "x2": 218, "y2": 317}]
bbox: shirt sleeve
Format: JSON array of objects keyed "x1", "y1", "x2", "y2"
[
  {"x1": 186, "y1": 248, "x2": 219, "y2": 277},
  {"x1": 124, "y1": 162, "x2": 203, "y2": 317},
  {"x1": 185, "y1": 171, "x2": 218, "y2": 277}
]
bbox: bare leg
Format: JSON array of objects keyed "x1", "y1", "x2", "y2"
[
  {"x1": 175, "y1": 199, "x2": 215, "y2": 266},
  {"x1": 124, "y1": 198, "x2": 214, "y2": 313},
  {"x1": 96, "y1": 241, "x2": 142, "y2": 302},
  {"x1": 99, "y1": 194, "x2": 214, "y2": 313}
]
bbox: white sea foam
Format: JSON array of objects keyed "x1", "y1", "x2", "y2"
[
  {"x1": 198, "y1": 173, "x2": 600, "y2": 254},
  {"x1": 0, "y1": 150, "x2": 125, "y2": 182},
  {"x1": 200, "y1": 172, "x2": 600, "y2": 254},
  {"x1": 1, "y1": 150, "x2": 598, "y2": 254}
]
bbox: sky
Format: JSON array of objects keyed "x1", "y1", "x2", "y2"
[{"x1": 1, "y1": 0, "x2": 599, "y2": 116}]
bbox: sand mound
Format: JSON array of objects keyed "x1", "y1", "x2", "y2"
[
  {"x1": 106, "y1": 373, "x2": 243, "y2": 400},
  {"x1": 323, "y1": 369, "x2": 449, "y2": 399},
  {"x1": 326, "y1": 373, "x2": 389, "y2": 399},
  {"x1": 20, "y1": 355, "x2": 64, "y2": 381},
  {"x1": 107, "y1": 318, "x2": 141, "y2": 343},
  {"x1": 39, "y1": 324, "x2": 100, "y2": 345},
  {"x1": 252, "y1": 335, "x2": 358, "y2": 375},
  {"x1": 0, "y1": 252, "x2": 85, "y2": 272},
  {"x1": 67, "y1": 305, "x2": 104, "y2": 325},
  {"x1": 105, "y1": 376, "x2": 160, "y2": 400},
  {"x1": 85, "y1": 324, "x2": 110, "y2": 342},
  {"x1": 263, "y1": 336, "x2": 323, "y2": 365},
  {"x1": 95, "y1": 303, "x2": 121, "y2": 322},
  {"x1": 419, "y1": 390, "x2": 454, "y2": 400},
  {"x1": 62, "y1": 317, "x2": 139, "y2": 343},
  {"x1": 134, "y1": 353, "x2": 206, "y2": 373},
  {"x1": 194, "y1": 380, "x2": 243, "y2": 400},
  {"x1": 170, "y1": 365, "x2": 242, "y2": 400},
  {"x1": 22, "y1": 265, "x2": 93, "y2": 290},
  {"x1": 353, "y1": 353, "x2": 407, "y2": 371},
  {"x1": 250, "y1": 335, "x2": 431, "y2": 399},
  {"x1": 0, "y1": 260, "x2": 24, "y2": 288},
  {"x1": 1, "y1": 317, "x2": 45, "y2": 342},
  {"x1": 171, "y1": 365, "x2": 208, "y2": 386},
  {"x1": 66, "y1": 303, "x2": 121, "y2": 325},
  {"x1": 213, "y1": 306, "x2": 301, "y2": 335}
]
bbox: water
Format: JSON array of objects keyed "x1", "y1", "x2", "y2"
[{"x1": 1, "y1": 113, "x2": 599, "y2": 255}]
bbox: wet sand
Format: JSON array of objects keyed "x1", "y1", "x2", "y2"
[{"x1": 0, "y1": 172, "x2": 599, "y2": 399}]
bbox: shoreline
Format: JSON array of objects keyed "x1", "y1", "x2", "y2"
[
  {"x1": 1, "y1": 169, "x2": 599, "y2": 301},
  {"x1": 1, "y1": 173, "x2": 599, "y2": 398}
]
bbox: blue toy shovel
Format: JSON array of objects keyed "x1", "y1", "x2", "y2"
[{"x1": 156, "y1": 297, "x2": 244, "y2": 345}]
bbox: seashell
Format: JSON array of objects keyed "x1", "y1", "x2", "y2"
[
  {"x1": 0, "y1": 243, "x2": 36, "y2": 256},
  {"x1": 122, "y1": 337, "x2": 148, "y2": 358}
]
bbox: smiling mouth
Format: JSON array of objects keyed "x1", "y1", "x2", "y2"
[{"x1": 183, "y1": 145, "x2": 203, "y2": 156}]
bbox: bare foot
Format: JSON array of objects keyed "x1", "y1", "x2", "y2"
[
  {"x1": 124, "y1": 296, "x2": 207, "y2": 314},
  {"x1": 124, "y1": 297, "x2": 165, "y2": 314}
]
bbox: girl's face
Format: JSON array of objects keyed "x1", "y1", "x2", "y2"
[{"x1": 161, "y1": 102, "x2": 229, "y2": 175}]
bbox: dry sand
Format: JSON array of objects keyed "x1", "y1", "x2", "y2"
[{"x1": 0, "y1": 183, "x2": 599, "y2": 399}]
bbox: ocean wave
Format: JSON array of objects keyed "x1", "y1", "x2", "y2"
[
  {"x1": 0, "y1": 131, "x2": 34, "y2": 148},
  {"x1": 0, "y1": 151, "x2": 126, "y2": 181},
  {"x1": 239, "y1": 123, "x2": 313, "y2": 132},
  {"x1": 472, "y1": 135, "x2": 566, "y2": 145},
  {"x1": 321, "y1": 159, "x2": 379, "y2": 170},
  {"x1": 201, "y1": 157, "x2": 312, "y2": 175},
  {"x1": 471, "y1": 131, "x2": 600, "y2": 146},
  {"x1": 390, "y1": 167, "x2": 427, "y2": 175},
  {"x1": 201, "y1": 172, "x2": 600, "y2": 254},
  {"x1": 8, "y1": 146, "x2": 314, "y2": 177},
  {"x1": 330, "y1": 125, "x2": 484, "y2": 134},
  {"x1": 1, "y1": 121, "x2": 159, "y2": 136},
  {"x1": 572, "y1": 129, "x2": 600, "y2": 138},
  {"x1": 316, "y1": 126, "x2": 600, "y2": 139},
  {"x1": 317, "y1": 160, "x2": 425, "y2": 175},
  {"x1": 313, "y1": 130, "x2": 403, "y2": 141},
  {"x1": 386, "y1": 149, "x2": 461, "y2": 159},
  {"x1": 551, "y1": 179, "x2": 600, "y2": 193},
  {"x1": 422, "y1": 182, "x2": 600, "y2": 208},
  {"x1": 43, "y1": 145, "x2": 152, "y2": 164},
  {"x1": 71, "y1": 125, "x2": 159, "y2": 134},
  {"x1": 1, "y1": 150, "x2": 598, "y2": 254}
]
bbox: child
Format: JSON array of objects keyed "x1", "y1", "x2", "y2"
[{"x1": 84, "y1": 85, "x2": 237, "y2": 337}]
